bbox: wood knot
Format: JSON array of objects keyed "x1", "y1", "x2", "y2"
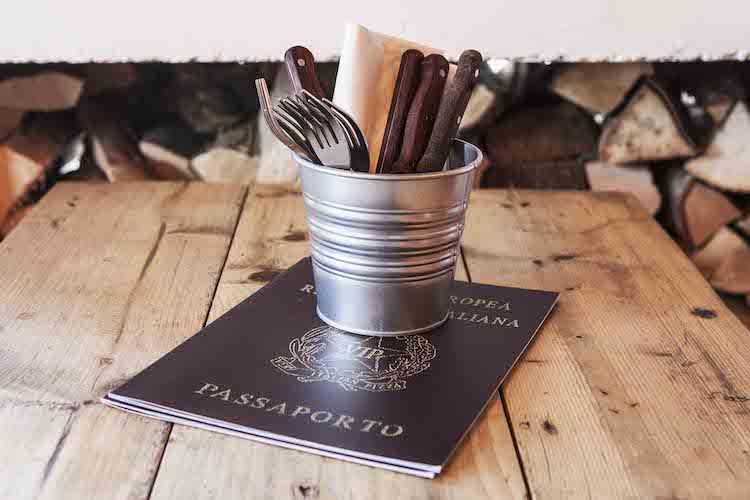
[
  {"x1": 691, "y1": 307, "x2": 717, "y2": 319},
  {"x1": 282, "y1": 231, "x2": 307, "y2": 242},
  {"x1": 542, "y1": 420, "x2": 558, "y2": 435},
  {"x1": 295, "y1": 482, "x2": 320, "y2": 499}
]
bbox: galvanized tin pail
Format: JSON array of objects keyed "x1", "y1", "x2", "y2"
[{"x1": 294, "y1": 139, "x2": 481, "y2": 336}]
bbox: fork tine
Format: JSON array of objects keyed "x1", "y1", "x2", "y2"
[
  {"x1": 295, "y1": 96, "x2": 339, "y2": 144},
  {"x1": 322, "y1": 98, "x2": 367, "y2": 150},
  {"x1": 277, "y1": 100, "x2": 324, "y2": 149},
  {"x1": 285, "y1": 97, "x2": 332, "y2": 147},
  {"x1": 300, "y1": 92, "x2": 352, "y2": 147},
  {"x1": 323, "y1": 102, "x2": 361, "y2": 149}
]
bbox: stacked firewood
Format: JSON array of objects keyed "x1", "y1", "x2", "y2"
[
  {"x1": 477, "y1": 61, "x2": 750, "y2": 303},
  {"x1": 0, "y1": 62, "x2": 280, "y2": 237}
]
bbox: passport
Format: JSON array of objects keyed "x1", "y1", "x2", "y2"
[{"x1": 103, "y1": 257, "x2": 558, "y2": 478}]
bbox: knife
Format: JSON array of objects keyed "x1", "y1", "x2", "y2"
[
  {"x1": 284, "y1": 46, "x2": 326, "y2": 99},
  {"x1": 416, "y1": 50, "x2": 482, "y2": 173},
  {"x1": 377, "y1": 49, "x2": 424, "y2": 173},
  {"x1": 389, "y1": 54, "x2": 449, "y2": 174}
]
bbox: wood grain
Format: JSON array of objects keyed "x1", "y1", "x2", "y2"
[
  {"x1": 0, "y1": 182, "x2": 246, "y2": 499},
  {"x1": 377, "y1": 49, "x2": 424, "y2": 173},
  {"x1": 285, "y1": 46, "x2": 326, "y2": 99},
  {"x1": 461, "y1": 190, "x2": 750, "y2": 498},
  {"x1": 389, "y1": 55, "x2": 449, "y2": 174},
  {"x1": 417, "y1": 49, "x2": 482, "y2": 172},
  {"x1": 150, "y1": 185, "x2": 528, "y2": 499}
]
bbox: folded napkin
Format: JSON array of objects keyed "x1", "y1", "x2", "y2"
[{"x1": 333, "y1": 24, "x2": 444, "y2": 172}]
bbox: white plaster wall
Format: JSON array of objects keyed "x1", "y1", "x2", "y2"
[{"x1": 3, "y1": 0, "x2": 749, "y2": 62}]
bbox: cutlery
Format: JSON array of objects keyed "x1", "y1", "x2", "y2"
[
  {"x1": 316, "y1": 95, "x2": 370, "y2": 172},
  {"x1": 388, "y1": 54, "x2": 449, "y2": 174},
  {"x1": 377, "y1": 49, "x2": 424, "y2": 173},
  {"x1": 277, "y1": 95, "x2": 352, "y2": 169},
  {"x1": 285, "y1": 46, "x2": 326, "y2": 98},
  {"x1": 255, "y1": 78, "x2": 319, "y2": 162},
  {"x1": 417, "y1": 50, "x2": 482, "y2": 172}
]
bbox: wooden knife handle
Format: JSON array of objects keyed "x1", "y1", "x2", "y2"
[
  {"x1": 389, "y1": 54, "x2": 449, "y2": 174},
  {"x1": 416, "y1": 50, "x2": 482, "y2": 173},
  {"x1": 377, "y1": 49, "x2": 424, "y2": 173},
  {"x1": 284, "y1": 46, "x2": 325, "y2": 99}
]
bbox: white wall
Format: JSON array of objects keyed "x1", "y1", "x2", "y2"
[{"x1": 3, "y1": 0, "x2": 749, "y2": 62}]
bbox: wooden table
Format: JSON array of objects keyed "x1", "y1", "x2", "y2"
[{"x1": 2, "y1": 182, "x2": 750, "y2": 499}]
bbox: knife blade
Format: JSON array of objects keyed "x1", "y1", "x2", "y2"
[
  {"x1": 416, "y1": 50, "x2": 482, "y2": 173},
  {"x1": 284, "y1": 46, "x2": 326, "y2": 99},
  {"x1": 389, "y1": 54, "x2": 449, "y2": 174},
  {"x1": 377, "y1": 49, "x2": 424, "y2": 173}
]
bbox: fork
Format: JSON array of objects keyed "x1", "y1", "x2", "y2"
[
  {"x1": 255, "y1": 78, "x2": 319, "y2": 162},
  {"x1": 276, "y1": 95, "x2": 352, "y2": 169},
  {"x1": 303, "y1": 92, "x2": 370, "y2": 172}
]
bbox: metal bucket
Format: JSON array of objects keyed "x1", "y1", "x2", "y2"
[{"x1": 294, "y1": 139, "x2": 481, "y2": 336}]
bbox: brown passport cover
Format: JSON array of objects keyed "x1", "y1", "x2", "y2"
[{"x1": 105, "y1": 258, "x2": 558, "y2": 477}]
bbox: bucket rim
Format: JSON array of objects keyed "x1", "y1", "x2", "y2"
[{"x1": 293, "y1": 139, "x2": 482, "y2": 181}]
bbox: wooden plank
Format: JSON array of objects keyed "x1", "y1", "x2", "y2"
[
  {"x1": 150, "y1": 186, "x2": 528, "y2": 499},
  {"x1": 0, "y1": 182, "x2": 245, "y2": 499},
  {"x1": 461, "y1": 190, "x2": 750, "y2": 498}
]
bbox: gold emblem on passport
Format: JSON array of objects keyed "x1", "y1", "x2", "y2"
[{"x1": 271, "y1": 326, "x2": 436, "y2": 392}]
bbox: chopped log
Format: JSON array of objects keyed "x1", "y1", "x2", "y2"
[
  {"x1": 484, "y1": 160, "x2": 588, "y2": 190},
  {"x1": 0, "y1": 71, "x2": 83, "y2": 111},
  {"x1": 78, "y1": 94, "x2": 151, "y2": 181},
  {"x1": 0, "y1": 145, "x2": 43, "y2": 224},
  {"x1": 598, "y1": 77, "x2": 698, "y2": 164},
  {"x1": 551, "y1": 62, "x2": 654, "y2": 114},
  {"x1": 585, "y1": 161, "x2": 660, "y2": 215},
  {"x1": 459, "y1": 83, "x2": 497, "y2": 131},
  {"x1": 658, "y1": 167, "x2": 740, "y2": 249},
  {"x1": 84, "y1": 63, "x2": 139, "y2": 95},
  {"x1": 692, "y1": 226, "x2": 750, "y2": 295},
  {"x1": 4, "y1": 110, "x2": 80, "y2": 167},
  {"x1": 139, "y1": 121, "x2": 208, "y2": 180},
  {"x1": 0, "y1": 108, "x2": 25, "y2": 140},
  {"x1": 191, "y1": 148, "x2": 257, "y2": 185},
  {"x1": 685, "y1": 101, "x2": 750, "y2": 193},
  {"x1": 483, "y1": 101, "x2": 595, "y2": 189}
]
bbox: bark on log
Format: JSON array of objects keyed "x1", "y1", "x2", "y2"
[
  {"x1": 77, "y1": 94, "x2": 151, "y2": 181},
  {"x1": 598, "y1": 78, "x2": 698, "y2": 164},
  {"x1": 483, "y1": 101, "x2": 595, "y2": 189},
  {"x1": 139, "y1": 121, "x2": 208, "y2": 180}
]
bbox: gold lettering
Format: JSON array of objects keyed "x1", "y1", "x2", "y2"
[
  {"x1": 492, "y1": 317, "x2": 507, "y2": 326},
  {"x1": 498, "y1": 302, "x2": 511, "y2": 311},
  {"x1": 508, "y1": 319, "x2": 519, "y2": 328},
  {"x1": 474, "y1": 299, "x2": 487, "y2": 307},
  {"x1": 450, "y1": 296, "x2": 458, "y2": 304},
  {"x1": 460, "y1": 298, "x2": 473, "y2": 305},
  {"x1": 251, "y1": 397, "x2": 269, "y2": 409},
  {"x1": 194, "y1": 383, "x2": 219, "y2": 395},
  {"x1": 469, "y1": 313, "x2": 479, "y2": 322},
  {"x1": 210, "y1": 389, "x2": 232, "y2": 401},
  {"x1": 447, "y1": 310, "x2": 455, "y2": 319},
  {"x1": 311, "y1": 411, "x2": 333, "y2": 423},
  {"x1": 299, "y1": 284, "x2": 315, "y2": 294},
  {"x1": 361, "y1": 419, "x2": 381, "y2": 432},
  {"x1": 232, "y1": 393, "x2": 253, "y2": 405},
  {"x1": 291, "y1": 406, "x2": 311, "y2": 418},
  {"x1": 457, "y1": 312, "x2": 469, "y2": 320},
  {"x1": 266, "y1": 403, "x2": 287, "y2": 415},
  {"x1": 486, "y1": 300, "x2": 498, "y2": 309},
  {"x1": 364, "y1": 348, "x2": 384, "y2": 359},
  {"x1": 333, "y1": 414, "x2": 355, "y2": 429},
  {"x1": 381, "y1": 424, "x2": 404, "y2": 437},
  {"x1": 477, "y1": 315, "x2": 490, "y2": 324}
]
